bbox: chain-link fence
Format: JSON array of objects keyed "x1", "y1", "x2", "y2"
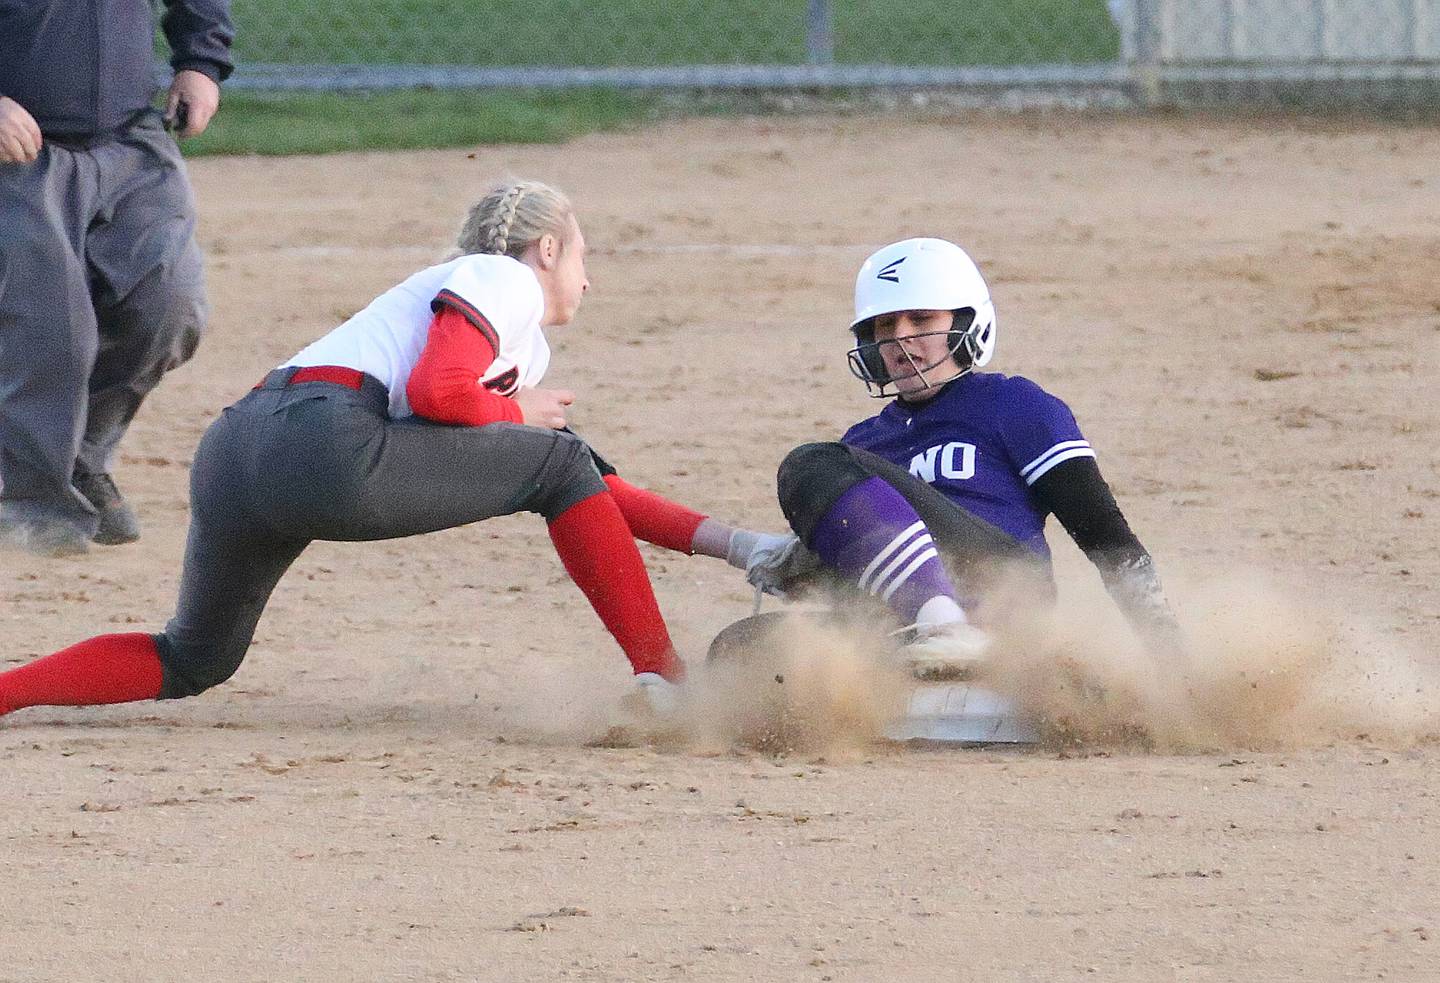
[{"x1": 214, "y1": 0, "x2": 1439, "y2": 112}]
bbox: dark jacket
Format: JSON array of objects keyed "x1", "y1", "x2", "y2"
[{"x1": 0, "y1": 0, "x2": 234, "y2": 141}]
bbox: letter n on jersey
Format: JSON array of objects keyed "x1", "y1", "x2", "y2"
[{"x1": 909, "y1": 442, "x2": 976, "y2": 483}]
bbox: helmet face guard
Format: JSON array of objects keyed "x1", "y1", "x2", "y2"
[
  {"x1": 847, "y1": 309, "x2": 984, "y2": 398},
  {"x1": 847, "y1": 238, "x2": 997, "y2": 398}
]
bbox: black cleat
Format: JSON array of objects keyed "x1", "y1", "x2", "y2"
[{"x1": 74, "y1": 471, "x2": 141, "y2": 546}]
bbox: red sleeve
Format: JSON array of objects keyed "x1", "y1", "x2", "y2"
[
  {"x1": 603, "y1": 474, "x2": 707, "y2": 554},
  {"x1": 406, "y1": 304, "x2": 523, "y2": 426}
]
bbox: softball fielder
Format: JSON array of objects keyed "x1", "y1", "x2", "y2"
[
  {"x1": 0, "y1": 179, "x2": 785, "y2": 719},
  {"x1": 749, "y1": 237, "x2": 1182, "y2": 668}
]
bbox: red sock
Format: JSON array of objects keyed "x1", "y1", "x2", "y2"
[
  {"x1": 0, "y1": 633, "x2": 164, "y2": 715},
  {"x1": 548, "y1": 492, "x2": 684, "y2": 681}
]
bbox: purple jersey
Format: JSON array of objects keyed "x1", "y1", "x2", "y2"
[{"x1": 842, "y1": 372, "x2": 1096, "y2": 560}]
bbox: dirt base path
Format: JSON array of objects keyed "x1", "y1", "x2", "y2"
[{"x1": 4, "y1": 112, "x2": 1439, "y2": 982}]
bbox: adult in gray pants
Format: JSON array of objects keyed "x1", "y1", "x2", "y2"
[{"x1": 0, "y1": 0, "x2": 234, "y2": 557}]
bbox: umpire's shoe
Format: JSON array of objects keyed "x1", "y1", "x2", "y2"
[{"x1": 74, "y1": 471, "x2": 142, "y2": 546}]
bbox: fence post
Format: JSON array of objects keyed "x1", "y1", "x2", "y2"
[
  {"x1": 806, "y1": 0, "x2": 834, "y2": 66},
  {"x1": 1131, "y1": 0, "x2": 1164, "y2": 107}
]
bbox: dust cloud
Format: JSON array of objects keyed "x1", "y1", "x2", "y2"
[
  {"x1": 506, "y1": 571, "x2": 1437, "y2": 755},
  {"x1": 989, "y1": 570, "x2": 1440, "y2": 751}
]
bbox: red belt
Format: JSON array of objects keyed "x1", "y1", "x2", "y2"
[{"x1": 257, "y1": 365, "x2": 366, "y2": 391}]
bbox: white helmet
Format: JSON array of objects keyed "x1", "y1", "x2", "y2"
[{"x1": 847, "y1": 237, "x2": 997, "y2": 397}]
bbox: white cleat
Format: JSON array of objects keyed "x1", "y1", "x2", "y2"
[
  {"x1": 629, "y1": 672, "x2": 681, "y2": 718},
  {"x1": 894, "y1": 621, "x2": 992, "y2": 681},
  {"x1": 883, "y1": 623, "x2": 1036, "y2": 744}
]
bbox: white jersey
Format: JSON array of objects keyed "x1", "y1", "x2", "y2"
[{"x1": 283, "y1": 254, "x2": 549, "y2": 419}]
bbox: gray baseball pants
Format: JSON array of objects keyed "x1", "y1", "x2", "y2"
[
  {"x1": 0, "y1": 110, "x2": 206, "y2": 534},
  {"x1": 155, "y1": 369, "x2": 607, "y2": 699}
]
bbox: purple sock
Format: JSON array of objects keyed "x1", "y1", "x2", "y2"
[{"x1": 809, "y1": 476, "x2": 960, "y2": 624}]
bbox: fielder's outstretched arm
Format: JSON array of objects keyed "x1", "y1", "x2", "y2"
[{"x1": 406, "y1": 297, "x2": 783, "y2": 570}]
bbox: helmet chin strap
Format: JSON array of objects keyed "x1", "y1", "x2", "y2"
[
  {"x1": 888, "y1": 334, "x2": 973, "y2": 400},
  {"x1": 848, "y1": 329, "x2": 975, "y2": 399}
]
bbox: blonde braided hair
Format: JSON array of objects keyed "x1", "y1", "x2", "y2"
[{"x1": 456, "y1": 179, "x2": 573, "y2": 260}]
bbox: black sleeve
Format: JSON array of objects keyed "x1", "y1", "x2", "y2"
[
  {"x1": 162, "y1": 0, "x2": 236, "y2": 82},
  {"x1": 1030, "y1": 456, "x2": 1185, "y2": 660},
  {"x1": 1031, "y1": 455, "x2": 1144, "y2": 563}
]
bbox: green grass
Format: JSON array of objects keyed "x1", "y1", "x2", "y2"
[
  {"x1": 224, "y1": 0, "x2": 1120, "y2": 68},
  {"x1": 181, "y1": 89, "x2": 660, "y2": 156},
  {"x1": 173, "y1": 3, "x2": 1123, "y2": 156}
]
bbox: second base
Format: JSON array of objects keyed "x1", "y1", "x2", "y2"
[{"x1": 882, "y1": 682, "x2": 1038, "y2": 745}]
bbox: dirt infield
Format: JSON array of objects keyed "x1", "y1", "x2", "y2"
[{"x1": 4, "y1": 113, "x2": 1439, "y2": 982}]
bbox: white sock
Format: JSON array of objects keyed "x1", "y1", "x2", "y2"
[{"x1": 915, "y1": 595, "x2": 967, "y2": 628}]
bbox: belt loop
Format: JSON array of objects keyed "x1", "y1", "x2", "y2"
[{"x1": 254, "y1": 366, "x2": 299, "y2": 390}]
